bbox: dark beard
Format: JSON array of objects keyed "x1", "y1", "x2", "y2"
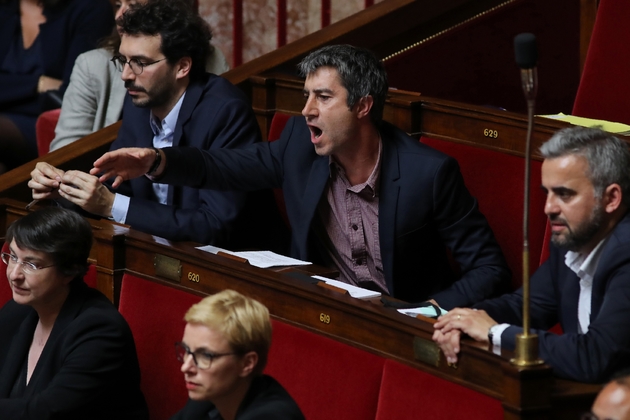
[
  {"x1": 125, "y1": 78, "x2": 175, "y2": 109},
  {"x1": 550, "y1": 203, "x2": 604, "y2": 251}
]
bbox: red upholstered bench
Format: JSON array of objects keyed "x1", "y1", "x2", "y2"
[
  {"x1": 375, "y1": 359, "x2": 503, "y2": 419},
  {"x1": 265, "y1": 320, "x2": 384, "y2": 420},
  {"x1": 573, "y1": 0, "x2": 630, "y2": 124},
  {"x1": 118, "y1": 274, "x2": 201, "y2": 420},
  {"x1": 419, "y1": 137, "x2": 547, "y2": 290}
]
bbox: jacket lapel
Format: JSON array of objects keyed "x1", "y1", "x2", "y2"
[
  {"x1": 295, "y1": 157, "x2": 330, "y2": 260},
  {"x1": 0, "y1": 309, "x2": 38, "y2": 397},
  {"x1": 378, "y1": 132, "x2": 401, "y2": 293}
]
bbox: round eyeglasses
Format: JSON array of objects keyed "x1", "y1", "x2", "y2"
[
  {"x1": 175, "y1": 342, "x2": 237, "y2": 370},
  {"x1": 110, "y1": 55, "x2": 167, "y2": 75},
  {"x1": 1, "y1": 252, "x2": 55, "y2": 275}
]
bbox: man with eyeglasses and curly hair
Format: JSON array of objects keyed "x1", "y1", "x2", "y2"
[
  {"x1": 28, "y1": 0, "x2": 283, "y2": 251},
  {"x1": 171, "y1": 289, "x2": 304, "y2": 420}
]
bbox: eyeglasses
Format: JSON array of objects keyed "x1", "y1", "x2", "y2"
[
  {"x1": 175, "y1": 342, "x2": 237, "y2": 370},
  {"x1": 110, "y1": 55, "x2": 167, "y2": 75},
  {"x1": 1, "y1": 252, "x2": 55, "y2": 275}
]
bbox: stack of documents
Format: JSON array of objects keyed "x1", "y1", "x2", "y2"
[{"x1": 196, "y1": 245, "x2": 311, "y2": 269}]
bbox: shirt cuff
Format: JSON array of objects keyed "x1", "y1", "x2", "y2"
[
  {"x1": 490, "y1": 323, "x2": 510, "y2": 351},
  {"x1": 110, "y1": 193, "x2": 130, "y2": 223}
]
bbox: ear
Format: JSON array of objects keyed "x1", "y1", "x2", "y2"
[
  {"x1": 603, "y1": 183, "x2": 623, "y2": 213},
  {"x1": 354, "y1": 95, "x2": 374, "y2": 120},
  {"x1": 175, "y1": 56, "x2": 192, "y2": 80},
  {"x1": 239, "y1": 351, "x2": 259, "y2": 378}
]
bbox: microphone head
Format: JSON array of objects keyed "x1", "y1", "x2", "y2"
[{"x1": 514, "y1": 33, "x2": 538, "y2": 69}]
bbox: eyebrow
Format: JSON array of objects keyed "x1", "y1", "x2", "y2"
[
  {"x1": 303, "y1": 88, "x2": 334, "y2": 95},
  {"x1": 7, "y1": 246, "x2": 44, "y2": 263}
]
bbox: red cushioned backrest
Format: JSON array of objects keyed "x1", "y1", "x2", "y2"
[
  {"x1": 35, "y1": 109, "x2": 61, "y2": 156},
  {"x1": 540, "y1": 220, "x2": 552, "y2": 266},
  {"x1": 118, "y1": 274, "x2": 201, "y2": 420},
  {"x1": 573, "y1": 0, "x2": 630, "y2": 124},
  {"x1": 420, "y1": 137, "x2": 546, "y2": 289},
  {"x1": 375, "y1": 359, "x2": 503, "y2": 420},
  {"x1": 267, "y1": 113, "x2": 293, "y2": 228},
  {"x1": 0, "y1": 242, "x2": 11, "y2": 307},
  {"x1": 265, "y1": 320, "x2": 384, "y2": 420}
]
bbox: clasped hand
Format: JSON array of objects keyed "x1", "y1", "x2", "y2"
[
  {"x1": 29, "y1": 162, "x2": 114, "y2": 218},
  {"x1": 432, "y1": 308, "x2": 497, "y2": 364}
]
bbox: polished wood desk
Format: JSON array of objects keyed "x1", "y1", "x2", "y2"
[{"x1": 0, "y1": 197, "x2": 601, "y2": 420}]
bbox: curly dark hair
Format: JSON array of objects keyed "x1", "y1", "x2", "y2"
[{"x1": 117, "y1": 0, "x2": 211, "y2": 82}]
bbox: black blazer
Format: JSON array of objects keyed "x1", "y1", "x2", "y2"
[
  {"x1": 476, "y1": 212, "x2": 630, "y2": 382},
  {"x1": 0, "y1": 281, "x2": 148, "y2": 419},
  {"x1": 160, "y1": 116, "x2": 510, "y2": 308},
  {"x1": 0, "y1": 0, "x2": 114, "y2": 114},
  {"x1": 170, "y1": 375, "x2": 304, "y2": 420}
]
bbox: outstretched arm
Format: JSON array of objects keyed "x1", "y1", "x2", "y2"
[{"x1": 91, "y1": 147, "x2": 163, "y2": 188}]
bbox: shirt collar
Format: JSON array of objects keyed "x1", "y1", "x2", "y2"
[
  {"x1": 149, "y1": 91, "x2": 186, "y2": 136},
  {"x1": 328, "y1": 138, "x2": 383, "y2": 197},
  {"x1": 564, "y1": 236, "x2": 610, "y2": 286}
]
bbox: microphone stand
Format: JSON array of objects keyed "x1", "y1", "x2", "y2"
[{"x1": 511, "y1": 67, "x2": 544, "y2": 367}]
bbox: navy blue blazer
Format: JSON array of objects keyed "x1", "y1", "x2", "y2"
[
  {"x1": 160, "y1": 116, "x2": 510, "y2": 308},
  {"x1": 0, "y1": 0, "x2": 114, "y2": 113},
  {"x1": 0, "y1": 281, "x2": 148, "y2": 419},
  {"x1": 476, "y1": 212, "x2": 630, "y2": 382},
  {"x1": 110, "y1": 73, "x2": 270, "y2": 246}
]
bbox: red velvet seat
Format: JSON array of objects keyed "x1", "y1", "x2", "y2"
[
  {"x1": 35, "y1": 108, "x2": 61, "y2": 156},
  {"x1": 0, "y1": 242, "x2": 11, "y2": 307},
  {"x1": 118, "y1": 274, "x2": 201, "y2": 420},
  {"x1": 420, "y1": 137, "x2": 547, "y2": 290},
  {"x1": 265, "y1": 320, "x2": 384, "y2": 420},
  {"x1": 572, "y1": 0, "x2": 630, "y2": 124},
  {"x1": 375, "y1": 359, "x2": 503, "y2": 419}
]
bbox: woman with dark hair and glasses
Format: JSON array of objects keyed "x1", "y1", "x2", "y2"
[
  {"x1": 0, "y1": 0, "x2": 114, "y2": 173},
  {"x1": 0, "y1": 207, "x2": 148, "y2": 419},
  {"x1": 172, "y1": 289, "x2": 303, "y2": 420}
]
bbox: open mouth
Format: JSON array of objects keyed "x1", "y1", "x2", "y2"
[{"x1": 308, "y1": 125, "x2": 323, "y2": 139}]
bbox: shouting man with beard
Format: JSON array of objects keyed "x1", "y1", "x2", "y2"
[
  {"x1": 433, "y1": 126, "x2": 630, "y2": 383},
  {"x1": 27, "y1": 0, "x2": 272, "y2": 247}
]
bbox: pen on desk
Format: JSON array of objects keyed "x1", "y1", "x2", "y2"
[{"x1": 25, "y1": 199, "x2": 39, "y2": 210}]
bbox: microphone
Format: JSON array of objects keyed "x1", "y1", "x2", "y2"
[
  {"x1": 511, "y1": 33, "x2": 543, "y2": 367},
  {"x1": 514, "y1": 33, "x2": 538, "y2": 101}
]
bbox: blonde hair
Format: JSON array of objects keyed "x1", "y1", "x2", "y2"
[{"x1": 185, "y1": 289, "x2": 272, "y2": 375}]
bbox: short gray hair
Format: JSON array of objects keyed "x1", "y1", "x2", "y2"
[
  {"x1": 298, "y1": 44, "x2": 388, "y2": 125},
  {"x1": 540, "y1": 126, "x2": 630, "y2": 207}
]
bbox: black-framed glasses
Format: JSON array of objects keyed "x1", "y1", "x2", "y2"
[
  {"x1": 110, "y1": 55, "x2": 167, "y2": 75},
  {"x1": 175, "y1": 342, "x2": 237, "y2": 370},
  {"x1": 1, "y1": 252, "x2": 55, "y2": 275}
]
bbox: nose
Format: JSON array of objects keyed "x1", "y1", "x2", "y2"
[
  {"x1": 121, "y1": 62, "x2": 135, "y2": 82},
  {"x1": 7, "y1": 261, "x2": 24, "y2": 281},
  {"x1": 302, "y1": 95, "x2": 317, "y2": 118},
  {"x1": 180, "y1": 353, "x2": 196, "y2": 374},
  {"x1": 544, "y1": 194, "x2": 560, "y2": 217}
]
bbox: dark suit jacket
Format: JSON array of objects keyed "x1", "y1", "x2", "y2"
[
  {"x1": 111, "y1": 73, "x2": 279, "y2": 246},
  {"x1": 0, "y1": 0, "x2": 114, "y2": 114},
  {"x1": 160, "y1": 117, "x2": 509, "y2": 308},
  {"x1": 476, "y1": 212, "x2": 630, "y2": 382},
  {"x1": 170, "y1": 375, "x2": 304, "y2": 420},
  {"x1": 0, "y1": 281, "x2": 148, "y2": 419}
]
